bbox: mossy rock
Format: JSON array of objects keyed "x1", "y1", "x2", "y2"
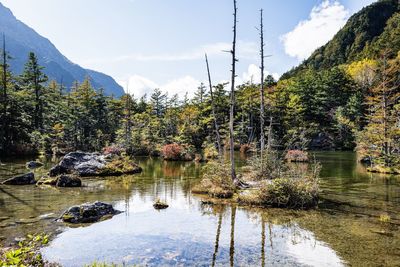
[
  {"x1": 367, "y1": 165, "x2": 400, "y2": 174},
  {"x1": 36, "y1": 177, "x2": 58, "y2": 186},
  {"x1": 99, "y1": 157, "x2": 142, "y2": 176},
  {"x1": 61, "y1": 201, "x2": 122, "y2": 224}
]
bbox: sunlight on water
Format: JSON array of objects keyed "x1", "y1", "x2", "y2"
[{"x1": 0, "y1": 152, "x2": 399, "y2": 266}]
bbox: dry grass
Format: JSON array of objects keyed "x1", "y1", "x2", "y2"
[{"x1": 192, "y1": 161, "x2": 235, "y2": 199}]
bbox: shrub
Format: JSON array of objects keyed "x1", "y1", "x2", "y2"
[
  {"x1": 284, "y1": 150, "x2": 309, "y2": 162},
  {"x1": 161, "y1": 143, "x2": 194, "y2": 161},
  {"x1": 103, "y1": 145, "x2": 125, "y2": 156},
  {"x1": 239, "y1": 160, "x2": 321, "y2": 209},
  {"x1": 246, "y1": 150, "x2": 285, "y2": 181},
  {"x1": 204, "y1": 145, "x2": 219, "y2": 160},
  {"x1": 239, "y1": 176, "x2": 319, "y2": 209},
  {"x1": 240, "y1": 144, "x2": 255, "y2": 154},
  {"x1": 192, "y1": 161, "x2": 235, "y2": 198}
]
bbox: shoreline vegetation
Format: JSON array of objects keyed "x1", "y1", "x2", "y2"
[
  {"x1": 192, "y1": 150, "x2": 320, "y2": 210},
  {"x1": 0, "y1": 0, "x2": 400, "y2": 266}
]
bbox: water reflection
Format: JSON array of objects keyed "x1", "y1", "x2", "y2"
[{"x1": 0, "y1": 153, "x2": 399, "y2": 266}]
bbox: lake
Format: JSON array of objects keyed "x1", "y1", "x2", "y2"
[{"x1": 0, "y1": 152, "x2": 399, "y2": 266}]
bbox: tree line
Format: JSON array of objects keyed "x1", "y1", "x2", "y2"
[{"x1": 0, "y1": 34, "x2": 399, "y2": 171}]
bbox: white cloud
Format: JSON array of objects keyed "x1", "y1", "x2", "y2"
[
  {"x1": 240, "y1": 64, "x2": 280, "y2": 84},
  {"x1": 118, "y1": 64, "x2": 280, "y2": 100},
  {"x1": 162, "y1": 76, "x2": 201, "y2": 98},
  {"x1": 119, "y1": 75, "x2": 158, "y2": 97},
  {"x1": 84, "y1": 41, "x2": 258, "y2": 65},
  {"x1": 281, "y1": 0, "x2": 349, "y2": 60},
  {"x1": 118, "y1": 75, "x2": 200, "y2": 99}
]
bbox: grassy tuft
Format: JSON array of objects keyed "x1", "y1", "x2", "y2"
[{"x1": 192, "y1": 161, "x2": 235, "y2": 199}]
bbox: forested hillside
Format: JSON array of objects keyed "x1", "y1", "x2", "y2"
[{"x1": 282, "y1": 0, "x2": 399, "y2": 78}]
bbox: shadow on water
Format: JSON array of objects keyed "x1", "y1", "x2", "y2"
[{"x1": 0, "y1": 152, "x2": 399, "y2": 266}]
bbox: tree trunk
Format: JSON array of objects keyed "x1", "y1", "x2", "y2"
[
  {"x1": 205, "y1": 54, "x2": 223, "y2": 159},
  {"x1": 211, "y1": 212, "x2": 223, "y2": 267},
  {"x1": 229, "y1": 205, "x2": 236, "y2": 267},
  {"x1": 259, "y1": 9, "x2": 266, "y2": 153},
  {"x1": 229, "y1": 0, "x2": 238, "y2": 182},
  {"x1": 1, "y1": 34, "x2": 8, "y2": 150}
]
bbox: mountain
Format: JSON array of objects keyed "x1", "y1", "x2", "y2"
[
  {"x1": 282, "y1": 0, "x2": 400, "y2": 79},
  {"x1": 0, "y1": 3, "x2": 124, "y2": 96}
]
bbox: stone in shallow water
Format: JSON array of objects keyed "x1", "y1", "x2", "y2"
[
  {"x1": 61, "y1": 201, "x2": 122, "y2": 224},
  {"x1": 26, "y1": 161, "x2": 43, "y2": 169},
  {"x1": 56, "y1": 175, "x2": 82, "y2": 187},
  {"x1": 2, "y1": 172, "x2": 35, "y2": 185}
]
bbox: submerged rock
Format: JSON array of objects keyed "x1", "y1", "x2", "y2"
[
  {"x1": 56, "y1": 175, "x2": 82, "y2": 187},
  {"x1": 49, "y1": 151, "x2": 142, "y2": 177},
  {"x1": 153, "y1": 200, "x2": 169, "y2": 210},
  {"x1": 60, "y1": 201, "x2": 122, "y2": 224},
  {"x1": 2, "y1": 172, "x2": 35, "y2": 185},
  {"x1": 26, "y1": 161, "x2": 43, "y2": 169},
  {"x1": 37, "y1": 175, "x2": 82, "y2": 187}
]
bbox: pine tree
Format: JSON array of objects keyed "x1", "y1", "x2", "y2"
[{"x1": 19, "y1": 52, "x2": 48, "y2": 132}]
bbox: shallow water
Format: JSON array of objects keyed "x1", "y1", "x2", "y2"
[{"x1": 0, "y1": 152, "x2": 399, "y2": 266}]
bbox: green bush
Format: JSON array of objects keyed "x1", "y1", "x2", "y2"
[{"x1": 192, "y1": 161, "x2": 235, "y2": 198}]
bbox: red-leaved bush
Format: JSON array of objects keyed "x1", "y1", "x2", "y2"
[
  {"x1": 161, "y1": 143, "x2": 183, "y2": 161},
  {"x1": 284, "y1": 150, "x2": 309, "y2": 162},
  {"x1": 103, "y1": 145, "x2": 125, "y2": 156}
]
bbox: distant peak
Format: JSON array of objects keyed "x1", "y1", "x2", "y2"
[{"x1": 0, "y1": 2, "x2": 15, "y2": 19}]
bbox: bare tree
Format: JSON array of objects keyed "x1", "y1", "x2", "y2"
[
  {"x1": 229, "y1": 0, "x2": 238, "y2": 182},
  {"x1": 259, "y1": 9, "x2": 266, "y2": 154},
  {"x1": 205, "y1": 53, "x2": 223, "y2": 159},
  {"x1": 1, "y1": 34, "x2": 9, "y2": 150},
  {"x1": 124, "y1": 82, "x2": 132, "y2": 150}
]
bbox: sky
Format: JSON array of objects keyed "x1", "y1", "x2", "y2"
[{"x1": 0, "y1": 0, "x2": 376, "y2": 98}]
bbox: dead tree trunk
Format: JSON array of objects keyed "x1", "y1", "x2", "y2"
[
  {"x1": 229, "y1": 0, "x2": 238, "y2": 182},
  {"x1": 205, "y1": 53, "x2": 223, "y2": 159},
  {"x1": 125, "y1": 83, "x2": 132, "y2": 150},
  {"x1": 211, "y1": 212, "x2": 223, "y2": 267},
  {"x1": 259, "y1": 9, "x2": 266, "y2": 154},
  {"x1": 1, "y1": 34, "x2": 8, "y2": 150}
]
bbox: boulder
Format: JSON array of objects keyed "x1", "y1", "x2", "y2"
[
  {"x1": 26, "y1": 161, "x2": 43, "y2": 169},
  {"x1": 49, "y1": 165, "x2": 68, "y2": 177},
  {"x1": 60, "y1": 201, "x2": 122, "y2": 223},
  {"x1": 56, "y1": 175, "x2": 82, "y2": 187},
  {"x1": 49, "y1": 151, "x2": 142, "y2": 177},
  {"x1": 2, "y1": 172, "x2": 35, "y2": 185}
]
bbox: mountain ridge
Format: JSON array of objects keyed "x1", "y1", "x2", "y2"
[{"x1": 0, "y1": 2, "x2": 124, "y2": 96}]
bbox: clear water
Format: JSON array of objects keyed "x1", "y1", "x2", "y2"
[{"x1": 0, "y1": 152, "x2": 399, "y2": 266}]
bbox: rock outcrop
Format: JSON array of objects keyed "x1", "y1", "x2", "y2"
[
  {"x1": 60, "y1": 201, "x2": 122, "y2": 223},
  {"x1": 49, "y1": 151, "x2": 142, "y2": 177}
]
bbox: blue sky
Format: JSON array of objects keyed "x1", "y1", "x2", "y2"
[{"x1": 1, "y1": 0, "x2": 376, "y2": 98}]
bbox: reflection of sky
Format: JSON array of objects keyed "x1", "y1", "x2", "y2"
[{"x1": 42, "y1": 189, "x2": 344, "y2": 267}]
